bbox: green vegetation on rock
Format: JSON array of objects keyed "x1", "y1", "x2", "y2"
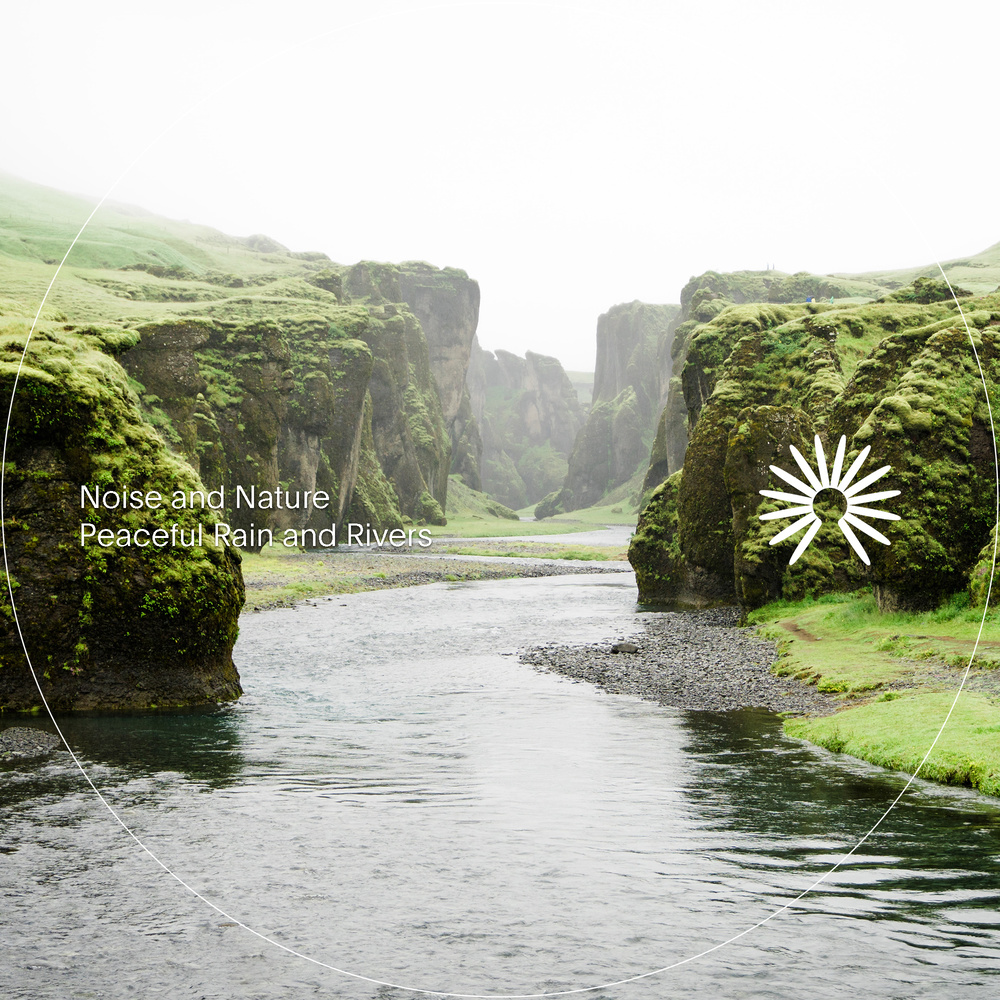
[
  {"x1": 0, "y1": 173, "x2": 475, "y2": 545},
  {"x1": 630, "y1": 277, "x2": 1000, "y2": 614},
  {"x1": 0, "y1": 174, "x2": 493, "y2": 709},
  {"x1": 441, "y1": 474, "x2": 519, "y2": 521},
  {"x1": 0, "y1": 314, "x2": 243, "y2": 711},
  {"x1": 629, "y1": 257, "x2": 1000, "y2": 798},
  {"x1": 467, "y1": 343, "x2": 584, "y2": 509},
  {"x1": 643, "y1": 252, "x2": 1000, "y2": 492},
  {"x1": 539, "y1": 301, "x2": 679, "y2": 517}
]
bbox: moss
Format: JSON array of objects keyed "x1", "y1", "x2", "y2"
[
  {"x1": 416, "y1": 490, "x2": 447, "y2": 526},
  {"x1": 555, "y1": 303, "x2": 677, "y2": 512},
  {"x1": 969, "y1": 522, "x2": 1000, "y2": 608},
  {"x1": 356, "y1": 305, "x2": 451, "y2": 520},
  {"x1": 0, "y1": 174, "x2": 473, "y2": 543},
  {"x1": 886, "y1": 276, "x2": 973, "y2": 305},
  {"x1": 534, "y1": 489, "x2": 569, "y2": 520},
  {"x1": 118, "y1": 296, "x2": 455, "y2": 540},
  {"x1": 0, "y1": 316, "x2": 243, "y2": 711},
  {"x1": 442, "y1": 475, "x2": 519, "y2": 520},
  {"x1": 841, "y1": 325, "x2": 997, "y2": 610},
  {"x1": 631, "y1": 281, "x2": 1000, "y2": 612},
  {"x1": 628, "y1": 472, "x2": 686, "y2": 603},
  {"x1": 342, "y1": 393, "x2": 404, "y2": 534}
]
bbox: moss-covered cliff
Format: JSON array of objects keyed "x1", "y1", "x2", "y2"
[
  {"x1": 0, "y1": 176, "x2": 483, "y2": 538},
  {"x1": 642, "y1": 270, "x2": 887, "y2": 490},
  {"x1": 536, "y1": 301, "x2": 679, "y2": 517},
  {"x1": 119, "y1": 272, "x2": 460, "y2": 536},
  {"x1": 630, "y1": 281, "x2": 1000, "y2": 612},
  {"x1": 0, "y1": 175, "x2": 491, "y2": 710},
  {"x1": 641, "y1": 263, "x2": 1000, "y2": 494},
  {"x1": 466, "y1": 341, "x2": 585, "y2": 509},
  {"x1": 0, "y1": 314, "x2": 243, "y2": 710},
  {"x1": 344, "y1": 260, "x2": 480, "y2": 496}
]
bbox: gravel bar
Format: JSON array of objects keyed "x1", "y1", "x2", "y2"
[
  {"x1": 0, "y1": 727, "x2": 62, "y2": 760},
  {"x1": 521, "y1": 606, "x2": 838, "y2": 716},
  {"x1": 243, "y1": 552, "x2": 632, "y2": 612}
]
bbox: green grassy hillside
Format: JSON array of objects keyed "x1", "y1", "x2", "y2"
[
  {"x1": 847, "y1": 242, "x2": 1000, "y2": 298},
  {"x1": 0, "y1": 171, "x2": 315, "y2": 310},
  {"x1": 0, "y1": 172, "x2": 472, "y2": 532}
]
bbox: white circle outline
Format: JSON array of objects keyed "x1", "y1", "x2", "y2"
[{"x1": 1, "y1": 10, "x2": 998, "y2": 999}]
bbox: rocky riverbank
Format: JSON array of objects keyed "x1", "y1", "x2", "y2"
[
  {"x1": 521, "y1": 606, "x2": 837, "y2": 716},
  {"x1": 241, "y1": 549, "x2": 632, "y2": 612}
]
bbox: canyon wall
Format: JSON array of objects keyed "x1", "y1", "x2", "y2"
[
  {"x1": 466, "y1": 340, "x2": 585, "y2": 509},
  {"x1": 629, "y1": 277, "x2": 1000, "y2": 612},
  {"x1": 0, "y1": 321, "x2": 243, "y2": 710},
  {"x1": 535, "y1": 301, "x2": 679, "y2": 517}
]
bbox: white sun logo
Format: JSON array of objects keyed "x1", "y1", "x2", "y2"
[{"x1": 758, "y1": 435, "x2": 900, "y2": 566}]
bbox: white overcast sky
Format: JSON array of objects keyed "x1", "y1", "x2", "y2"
[{"x1": 2, "y1": 0, "x2": 997, "y2": 370}]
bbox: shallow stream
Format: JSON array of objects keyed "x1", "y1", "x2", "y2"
[{"x1": 2, "y1": 573, "x2": 999, "y2": 998}]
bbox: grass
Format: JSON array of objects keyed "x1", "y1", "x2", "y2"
[
  {"x1": 845, "y1": 239, "x2": 1000, "y2": 298},
  {"x1": 521, "y1": 501, "x2": 640, "y2": 526},
  {"x1": 441, "y1": 475, "x2": 518, "y2": 521},
  {"x1": 435, "y1": 542, "x2": 627, "y2": 561},
  {"x1": 0, "y1": 172, "x2": 349, "y2": 332},
  {"x1": 426, "y1": 502, "x2": 638, "y2": 538},
  {"x1": 748, "y1": 590, "x2": 1000, "y2": 796},
  {"x1": 749, "y1": 590, "x2": 1000, "y2": 692},
  {"x1": 785, "y1": 692, "x2": 1000, "y2": 796}
]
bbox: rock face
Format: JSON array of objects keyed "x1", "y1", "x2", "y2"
[
  {"x1": 629, "y1": 280, "x2": 999, "y2": 612},
  {"x1": 0, "y1": 260, "x2": 472, "y2": 711},
  {"x1": 466, "y1": 341, "x2": 585, "y2": 509},
  {"x1": 642, "y1": 269, "x2": 898, "y2": 490},
  {"x1": 536, "y1": 301, "x2": 679, "y2": 517},
  {"x1": 345, "y1": 261, "x2": 481, "y2": 490},
  {"x1": 123, "y1": 267, "x2": 467, "y2": 539},
  {"x1": 0, "y1": 322, "x2": 244, "y2": 711}
]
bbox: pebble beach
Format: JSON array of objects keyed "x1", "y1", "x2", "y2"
[{"x1": 522, "y1": 606, "x2": 837, "y2": 716}]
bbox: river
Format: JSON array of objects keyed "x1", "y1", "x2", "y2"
[{"x1": 2, "y1": 572, "x2": 999, "y2": 998}]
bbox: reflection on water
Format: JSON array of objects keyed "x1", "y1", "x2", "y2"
[
  {"x1": 676, "y1": 708, "x2": 1000, "y2": 977},
  {"x1": 59, "y1": 705, "x2": 246, "y2": 785},
  {"x1": 1, "y1": 573, "x2": 998, "y2": 999},
  {"x1": 0, "y1": 708, "x2": 245, "y2": 814}
]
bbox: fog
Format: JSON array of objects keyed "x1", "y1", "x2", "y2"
[{"x1": 3, "y1": 0, "x2": 997, "y2": 369}]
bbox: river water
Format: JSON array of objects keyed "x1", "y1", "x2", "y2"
[{"x1": 2, "y1": 572, "x2": 1000, "y2": 999}]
